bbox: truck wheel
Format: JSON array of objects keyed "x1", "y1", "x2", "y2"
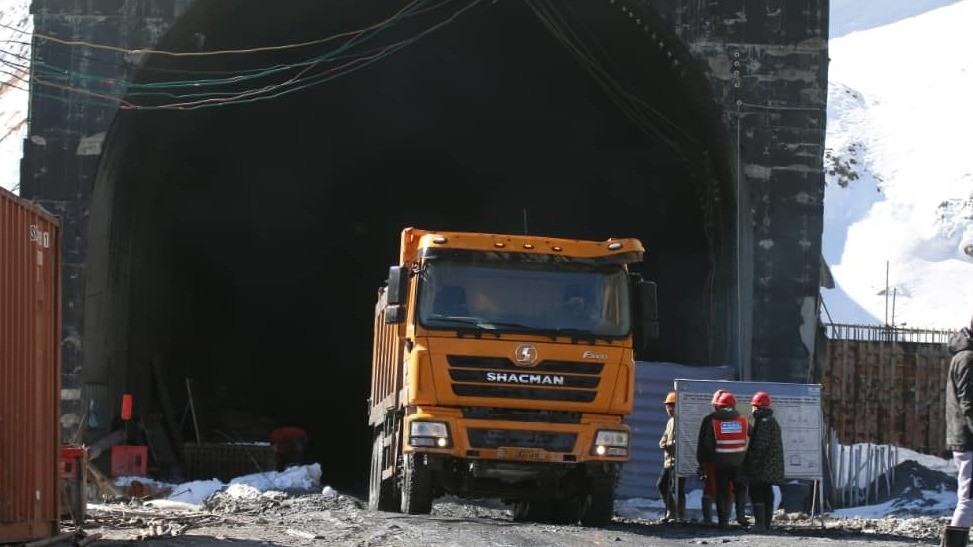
[
  {"x1": 400, "y1": 452, "x2": 434, "y2": 515},
  {"x1": 579, "y1": 479, "x2": 615, "y2": 527},
  {"x1": 369, "y1": 432, "x2": 400, "y2": 512},
  {"x1": 552, "y1": 497, "x2": 581, "y2": 525},
  {"x1": 512, "y1": 500, "x2": 553, "y2": 523}
]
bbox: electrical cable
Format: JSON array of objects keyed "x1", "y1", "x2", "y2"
[
  {"x1": 1, "y1": 0, "x2": 456, "y2": 78},
  {"x1": 0, "y1": 80, "x2": 121, "y2": 109},
  {"x1": 0, "y1": 0, "x2": 482, "y2": 110},
  {"x1": 1, "y1": 0, "x2": 430, "y2": 91},
  {"x1": 524, "y1": 0, "x2": 684, "y2": 152},
  {"x1": 0, "y1": 0, "x2": 423, "y2": 58},
  {"x1": 126, "y1": 0, "x2": 484, "y2": 110}
]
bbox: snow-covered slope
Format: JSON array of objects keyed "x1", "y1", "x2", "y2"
[
  {"x1": 823, "y1": 0, "x2": 973, "y2": 329},
  {"x1": 0, "y1": 0, "x2": 31, "y2": 193}
]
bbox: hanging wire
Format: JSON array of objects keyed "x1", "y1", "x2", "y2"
[
  {"x1": 134, "y1": 0, "x2": 484, "y2": 110},
  {"x1": 0, "y1": 1, "x2": 424, "y2": 58},
  {"x1": 0, "y1": 0, "x2": 486, "y2": 110},
  {"x1": 1, "y1": 0, "x2": 429, "y2": 92}
]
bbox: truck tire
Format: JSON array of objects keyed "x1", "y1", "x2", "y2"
[
  {"x1": 369, "y1": 432, "x2": 400, "y2": 512},
  {"x1": 512, "y1": 500, "x2": 553, "y2": 523},
  {"x1": 551, "y1": 497, "x2": 582, "y2": 525},
  {"x1": 400, "y1": 452, "x2": 434, "y2": 515},
  {"x1": 579, "y1": 478, "x2": 616, "y2": 527}
]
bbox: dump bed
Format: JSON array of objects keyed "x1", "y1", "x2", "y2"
[{"x1": 368, "y1": 289, "x2": 404, "y2": 426}]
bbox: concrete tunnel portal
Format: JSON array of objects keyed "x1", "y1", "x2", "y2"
[{"x1": 84, "y1": 0, "x2": 737, "y2": 494}]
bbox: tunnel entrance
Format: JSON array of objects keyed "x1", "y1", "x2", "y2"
[{"x1": 84, "y1": 0, "x2": 736, "y2": 495}]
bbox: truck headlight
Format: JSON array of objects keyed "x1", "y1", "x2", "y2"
[
  {"x1": 409, "y1": 421, "x2": 451, "y2": 448},
  {"x1": 592, "y1": 430, "x2": 629, "y2": 457}
]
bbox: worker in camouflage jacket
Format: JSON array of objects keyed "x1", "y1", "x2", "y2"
[
  {"x1": 942, "y1": 320, "x2": 973, "y2": 547},
  {"x1": 742, "y1": 391, "x2": 784, "y2": 531},
  {"x1": 657, "y1": 391, "x2": 686, "y2": 522}
]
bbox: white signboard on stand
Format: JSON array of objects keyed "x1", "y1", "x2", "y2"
[{"x1": 673, "y1": 379, "x2": 823, "y2": 480}]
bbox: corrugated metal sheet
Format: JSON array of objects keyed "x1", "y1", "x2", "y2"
[
  {"x1": 616, "y1": 362, "x2": 734, "y2": 499},
  {"x1": 0, "y1": 188, "x2": 61, "y2": 542}
]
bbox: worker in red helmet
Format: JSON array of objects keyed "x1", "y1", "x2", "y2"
[
  {"x1": 657, "y1": 391, "x2": 686, "y2": 522},
  {"x1": 697, "y1": 390, "x2": 749, "y2": 528},
  {"x1": 695, "y1": 389, "x2": 728, "y2": 525},
  {"x1": 742, "y1": 391, "x2": 784, "y2": 531}
]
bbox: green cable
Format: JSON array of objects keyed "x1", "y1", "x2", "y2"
[{"x1": 19, "y1": 0, "x2": 431, "y2": 92}]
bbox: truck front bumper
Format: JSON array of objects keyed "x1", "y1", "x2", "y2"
[{"x1": 402, "y1": 407, "x2": 630, "y2": 464}]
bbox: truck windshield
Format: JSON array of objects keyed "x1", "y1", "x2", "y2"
[{"x1": 417, "y1": 259, "x2": 632, "y2": 337}]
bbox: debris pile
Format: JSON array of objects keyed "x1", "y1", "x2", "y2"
[{"x1": 86, "y1": 505, "x2": 238, "y2": 540}]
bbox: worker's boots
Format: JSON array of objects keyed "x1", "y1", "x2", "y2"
[
  {"x1": 752, "y1": 503, "x2": 766, "y2": 531},
  {"x1": 941, "y1": 525, "x2": 970, "y2": 547},
  {"x1": 715, "y1": 496, "x2": 730, "y2": 528},
  {"x1": 763, "y1": 502, "x2": 775, "y2": 531},
  {"x1": 660, "y1": 494, "x2": 675, "y2": 523},
  {"x1": 700, "y1": 496, "x2": 713, "y2": 526},
  {"x1": 734, "y1": 490, "x2": 749, "y2": 528}
]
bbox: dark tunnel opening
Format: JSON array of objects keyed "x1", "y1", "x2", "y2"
[{"x1": 84, "y1": 0, "x2": 736, "y2": 495}]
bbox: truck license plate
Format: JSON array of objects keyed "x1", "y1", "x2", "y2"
[{"x1": 497, "y1": 447, "x2": 548, "y2": 461}]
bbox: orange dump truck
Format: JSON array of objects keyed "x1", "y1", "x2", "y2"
[{"x1": 367, "y1": 228, "x2": 657, "y2": 526}]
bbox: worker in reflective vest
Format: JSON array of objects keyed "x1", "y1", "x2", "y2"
[{"x1": 697, "y1": 391, "x2": 750, "y2": 528}]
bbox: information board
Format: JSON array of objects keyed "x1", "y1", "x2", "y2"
[{"x1": 673, "y1": 379, "x2": 823, "y2": 480}]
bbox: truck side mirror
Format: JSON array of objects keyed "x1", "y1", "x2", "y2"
[
  {"x1": 387, "y1": 266, "x2": 409, "y2": 305},
  {"x1": 638, "y1": 279, "x2": 659, "y2": 341}
]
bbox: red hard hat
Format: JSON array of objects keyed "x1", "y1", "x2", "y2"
[
  {"x1": 716, "y1": 391, "x2": 737, "y2": 408},
  {"x1": 710, "y1": 389, "x2": 727, "y2": 405},
  {"x1": 751, "y1": 391, "x2": 772, "y2": 407}
]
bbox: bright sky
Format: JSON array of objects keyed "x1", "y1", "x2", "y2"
[{"x1": 0, "y1": 1, "x2": 30, "y2": 193}]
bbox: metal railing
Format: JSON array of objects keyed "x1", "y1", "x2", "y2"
[{"x1": 825, "y1": 323, "x2": 952, "y2": 345}]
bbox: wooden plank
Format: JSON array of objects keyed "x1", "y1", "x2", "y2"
[{"x1": 824, "y1": 324, "x2": 951, "y2": 453}]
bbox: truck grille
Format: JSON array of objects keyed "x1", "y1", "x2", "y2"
[
  {"x1": 461, "y1": 407, "x2": 582, "y2": 424},
  {"x1": 447, "y1": 355, "x2": 603, "y2": 403},
  {"x1": 448, "y1": 355, "x2": 603, "y2": 374},
  {"x1": 467, "y1": 428, "x2": 577, "y2": 452}
]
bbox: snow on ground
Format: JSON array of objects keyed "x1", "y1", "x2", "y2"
[
  {"x1": 618, "y1": 445, "x2": 958, "y2": 522},
  {"x1": 830, "y1": 488, "x2": 955, "y2": 519},
  {"x1": 107, "y1": 445, "x2": 959, "y2": 523},
  {"x1": 105, "y1": 451, "x2": 958, "y2": 522},
  {"x1": 896, "y1": 446, "x2": 957, "y2": 475},
  {"x1": 113, "y1": 463, "x2": 325, "y2": 507}
]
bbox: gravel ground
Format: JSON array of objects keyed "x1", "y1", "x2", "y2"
[{"x1": 59, "y1": 491, "x2": 948, "y2": 546}]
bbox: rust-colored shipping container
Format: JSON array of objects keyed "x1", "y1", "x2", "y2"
[{"x1": 0, "y1": 188, "x2": 61, "y2": 543}]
